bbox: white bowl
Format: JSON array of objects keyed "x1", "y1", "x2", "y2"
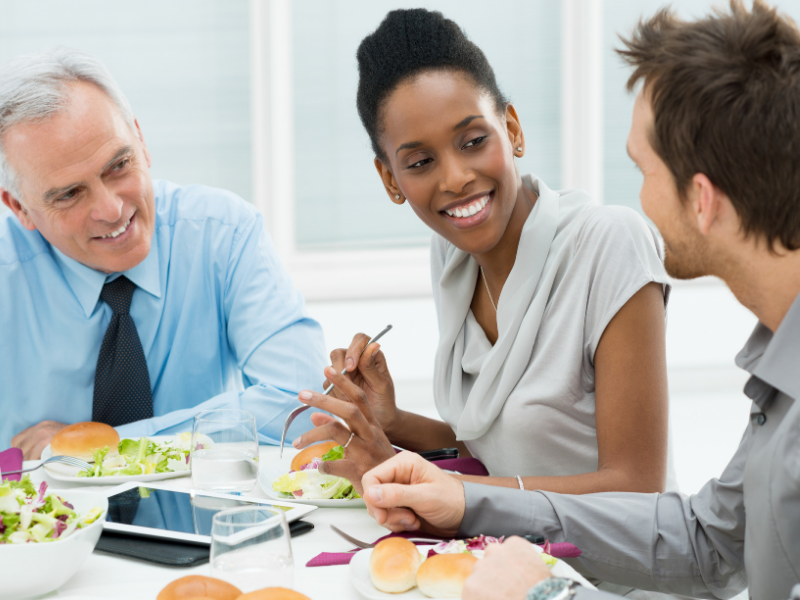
[{"x1": 1, "y1": 490, "x2": 108, "y2": 600}]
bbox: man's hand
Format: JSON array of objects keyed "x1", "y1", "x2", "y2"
[
  {"x1": 362, "y1": 451, "x2": 465, "y2": 536},
  {"x1": 463, "y1": 537, "x2": 552, "y2": 600},
  {"x1": 11, "y1": 420, "x2": 67, "y2": 460}
]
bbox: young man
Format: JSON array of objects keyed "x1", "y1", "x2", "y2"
[{"x1": 358, "y1": 2, "x2": 800, "y2": 599}]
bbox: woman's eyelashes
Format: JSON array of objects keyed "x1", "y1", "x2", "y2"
[
  {"x1": 462, "y1": 135, "x2": 487, "y2": 150},
  {"x1": 405, "y1": 135, "x2": 489, "y2": 169}
]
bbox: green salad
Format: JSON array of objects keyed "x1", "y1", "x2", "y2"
[
  {"x1": 0, "y1": 476, "x2": 103, "y2": 544},
  {"x1": 273, "y1": 445, "x2": 360, "y2": 500},
  {"x1": 78, "y1": 434, "x2": 194, "y2": 478}
]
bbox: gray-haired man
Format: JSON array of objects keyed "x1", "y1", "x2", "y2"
[
  {"x1": 0, "y1": 48, "x2": 325, "y2": 457},
  {"x1": 358, "y1": 3, "x2": 800, "y2": 600}
]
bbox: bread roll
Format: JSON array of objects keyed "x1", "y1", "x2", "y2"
[
  {"x1": 370, "y1": 537, "x2": 423, "y2": 593},
  {"x1": 416, "y1": 553, "x2": 478, "y2": 598},
  {"x1": 50, "y1": 421, "x2": 120, "y2": 461},
  {"x1": 237, "y1": 588, "x2": 312, "y2": 600},
  {"x1": 157, "y1": 575, "x2": 242, "y2": 600},
  {"x1": 290, "y1": 441, "x2": 339, "y2": 471}
]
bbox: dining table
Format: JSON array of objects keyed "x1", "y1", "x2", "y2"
[{"x1": 25, "y1": 444, "x2": 392, "y2": 600}]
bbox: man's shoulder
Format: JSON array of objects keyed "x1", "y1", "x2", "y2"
[
  {"x1": 0, "y1": 211, "x2": 49, "y2": 267},
  {"x1": 153, "y1": 180, "x2": 259, "y2": 231}
]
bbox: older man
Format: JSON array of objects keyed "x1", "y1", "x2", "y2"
[
  {"x1": 355, "y1": 2, "x2": 800, "y2": 600},
  {"x1": 0, "y1": 49, "x2": 326, "y2": 458}
]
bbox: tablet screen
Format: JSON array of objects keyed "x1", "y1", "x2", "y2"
[{"x1": 105, "y1": 487, "x2": 291, "y2": 537}]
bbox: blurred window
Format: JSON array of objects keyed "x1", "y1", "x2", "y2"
[{"x1": 0, "y1": 0, "x2": 251, "y2": 204}]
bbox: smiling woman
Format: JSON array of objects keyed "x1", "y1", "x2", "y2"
[{"x1": 295, "y1": 8, "x2": 674, "y2": 509}]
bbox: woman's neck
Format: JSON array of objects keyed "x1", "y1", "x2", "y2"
[{"x1": 474, "y1": 180, "x2": 537, "y2": 293}]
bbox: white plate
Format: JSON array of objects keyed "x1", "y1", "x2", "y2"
[
  {"x1": 257, "y1": 452, "x2": 366, "y2": 508},
  {"x1": 41, "y1": 435, "x2": 191, "y2": 485},
  {"x1": 350, "y1": 546, "x2": 597, "y2": 599},
  {"x1": 351, "y1": 547, "x2": 444, "y2": 599}
]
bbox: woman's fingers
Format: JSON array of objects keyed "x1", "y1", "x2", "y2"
[
  {"x1": 298, "y1": 386, "x2": 372, "y2": 438},
  {"x1": 345, "y1": 333, "x2": 373, "y2": 372},
  {"x1": 293, "y1": 419, "x2": 350, "y2": 449},
  {"x1": 322, "y1": 366, "x2": 380, "y2": 426}
]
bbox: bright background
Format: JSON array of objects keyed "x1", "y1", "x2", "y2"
[{"x1": 1, "y1": 0, "x2": 781, "y2": 495}]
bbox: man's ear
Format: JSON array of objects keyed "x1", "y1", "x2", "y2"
[
  {"x1": 505, "y1": 104, "x2": 525, "y2": 157},
  {"x1": 1, "y1": 188, "x2": 36, "y2": 231},
  {"x1": 374, "y1": 157, "x2": 405, "y2": 205},
  {"x1": 691, "y1": 173, "x2": 722, "y2": 236},
  {"x1": 134, "y1": 118, "x2": 152, "y2": 168}
]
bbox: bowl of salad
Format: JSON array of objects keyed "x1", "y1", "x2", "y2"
[{"x1": 0, "y1": 476, "x2": 107, "y2": 600}]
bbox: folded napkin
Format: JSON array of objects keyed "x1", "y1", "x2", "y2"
[
  {"x1": 0, "y1": 447, "x2": 23, "y2": 482},
  {"x1": 429, "y1": 456, "x2": 489, "y2": 477},
  {"x1": 306, "y1": 530, "x2": 581, "y2": 567}
]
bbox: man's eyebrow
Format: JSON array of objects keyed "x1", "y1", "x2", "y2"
[
  {"x1": 42, "y1": 146, "x2": 134, "y2": 202},
  {"x1": 394, "y1": 116, "x2": 485, "y2": 156}
]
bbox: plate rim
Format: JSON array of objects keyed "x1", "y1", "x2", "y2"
[
  {"x1": 257, "y1": 463, "x2": 365, "y2": 508},
  {"x1": 40, "y1": 435, "x2": 191, "y2": 484}
]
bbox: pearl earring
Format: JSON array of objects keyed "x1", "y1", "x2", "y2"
[
  {"x1": 395, "y1": 194, "x2": 401, "y2": 200},
  {"x1": 516, "y1": 147, "x2": 522, "y2": 152}
]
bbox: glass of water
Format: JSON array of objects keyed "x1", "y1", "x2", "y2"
[
  {"x1": 210, "y1": 506, "x2": 294, "y2": 591},
  {"x1": 191, "y1": 409, "x2": 259, "y2": 492}
]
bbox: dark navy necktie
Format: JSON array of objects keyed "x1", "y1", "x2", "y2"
[{"x1": 92, "y1": 276, "x2": 154, "y2": 426}]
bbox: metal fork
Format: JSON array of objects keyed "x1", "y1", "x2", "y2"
[
  {"x1": 279, "y1": 324, "x2": 393, "y2": 458},
  {"x1": 330, "y1": 525, "x2": 442, "y2": 549},
  {"x1": 2, "y1": 455, "x2": 93, "y2": 475}
]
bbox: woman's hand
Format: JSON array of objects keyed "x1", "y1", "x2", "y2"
[
  {"x1": 325, "y1": 333, "x2": 400, "y2": 435},
  {"x1": 293, "y1": 365, "x2": 397, "y2": 495}
]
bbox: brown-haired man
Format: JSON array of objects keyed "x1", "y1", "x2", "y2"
[{"x1": 356, "y1": 2, "x2": 800, "y2": 600}]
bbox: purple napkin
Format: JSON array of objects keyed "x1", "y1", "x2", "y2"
[
  {"x1": 306, "y1": 530, "x2": 581, "y2": 567},
  {"x1": 430, "y1": 456, "x2": 489, "y2": 477},
  {"x1": 0, "y1": 447, "x2": 23, "y2": 482}
]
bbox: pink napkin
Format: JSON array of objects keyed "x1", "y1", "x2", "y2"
[
  {"x1": 430, "y1": 457, "x2": 489, "y2": 477},
  {"x1": 306, "y1": 530, "x2": 581, "y2": 567},
  {"x1": 0, "y1": 447, "x2": 23, "y2": 482}
]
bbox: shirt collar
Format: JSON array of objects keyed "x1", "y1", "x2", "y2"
[
  {"x1": 51, "y1": 232, "x2": 162, "y2": 319},
  {"x1": 735, "y1": 290, "x2": 800, "y2": 401}
]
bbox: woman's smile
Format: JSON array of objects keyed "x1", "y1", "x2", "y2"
[{"x1": 440, "y1": 191, "x2": 494, "y2": 229}]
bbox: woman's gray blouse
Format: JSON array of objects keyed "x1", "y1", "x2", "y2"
[{"x1": 431, "y1": 175, "x2": 670, "y2": 478}]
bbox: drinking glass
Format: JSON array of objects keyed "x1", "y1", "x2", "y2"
[
  {"x1": 210, "y1": 506, "x2": 294, "y2": 592},
  {"x1": 191, "y1": 409, "x2": 259, "y2": 492}
]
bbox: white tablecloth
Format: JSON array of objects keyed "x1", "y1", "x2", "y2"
[{"x1": 27, "y1": 446, "x2": 388, "y2": 599}]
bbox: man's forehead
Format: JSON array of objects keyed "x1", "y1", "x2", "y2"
[{"x1": 3, "y1": 82, "x2": 135, "y2": 197}]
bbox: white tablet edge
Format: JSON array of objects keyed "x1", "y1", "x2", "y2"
[{"x1": 101, "y1": 480, "x2": 317, "y2": 545}]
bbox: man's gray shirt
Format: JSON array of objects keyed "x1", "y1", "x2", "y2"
[{"x1": 458, "y1": 292, "x2": 800, "y2": 600}]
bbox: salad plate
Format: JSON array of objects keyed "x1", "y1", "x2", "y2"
[
  {"x1": 40, "y1": 435, "x2": 191, "y2": 485},
  {"x1": 257, "y1": 451, "x2": 366, "y2": 508}
]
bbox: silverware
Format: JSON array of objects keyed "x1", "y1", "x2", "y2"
[
  {"x1": 3, "y1": 454, "x2": 92, "y2": 475},
  {"x1": 279, "y1": 324, "x2": 393, "y2": 458},
  {"x1": 330, "y1": 524, "x2": 441, "y2": 549}
]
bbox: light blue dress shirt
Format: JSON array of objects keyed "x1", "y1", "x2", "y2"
[{"x1": 0, "y1": 180, "x2": 326, "y2": 448}]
